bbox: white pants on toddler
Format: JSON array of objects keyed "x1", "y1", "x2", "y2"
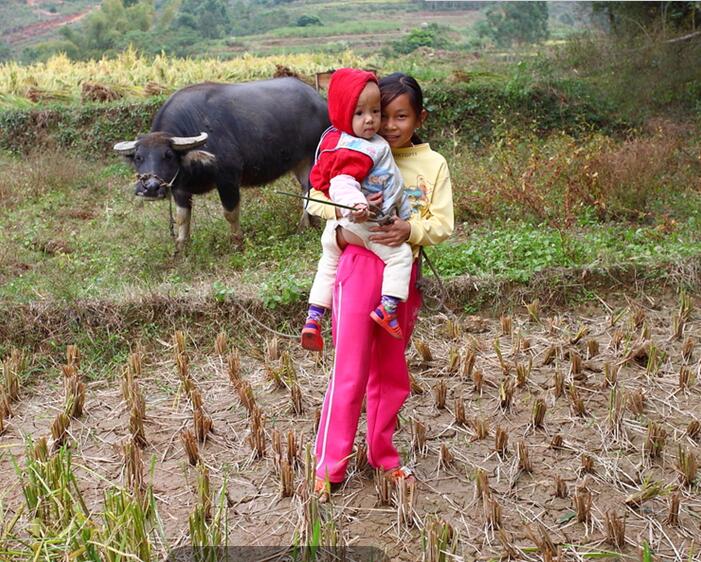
[{"x1": 308, "y1": 219, "x2": 413, "y2": 309}]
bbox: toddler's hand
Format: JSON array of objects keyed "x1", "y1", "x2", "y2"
[
  {"x1": 366, "y1": 192, "x2": 383, "y2": 207},
  {"x1": 350, "y1": 203, "x2": 369, "y2": 223}
]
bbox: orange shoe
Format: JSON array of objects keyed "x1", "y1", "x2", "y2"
[
  {"x1": 301, "y1": 318, "x2": 323, "y2": 351},
  {"x1": 370, "y1": 304, "x2": 402, "y2": 340},
  {"x1": 385, "y1": 466, "x2": 415, "y2": 485},
  {"x1": 314, "y1": 476, "x2": 330, "y2": 503}
]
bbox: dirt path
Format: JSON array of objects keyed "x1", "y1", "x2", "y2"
[
  {"x1": 5, "y1": 6, "x2": 93, "y2": 45},
  {"x1": 1, "y1": 296, "x2": 699, "y2": 559},
  {"x1": 26, "y1": 0, "x2": 58, "y2": 17}
]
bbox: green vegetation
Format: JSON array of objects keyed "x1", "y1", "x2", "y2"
[
  {"x1": 476, "y1": 1, "x2": 549, "y2": 48},
  {"x1": 391, "y1": 23, "x2": 452, "y2": 54},
  {"x1": 428, "y1": 222, "x2": 700, "y2": 283},
  {"x1": 0, "y1": 0, "x2": 699, "y2": 360},
  {"x1": 0, "y1": 4, "x2": 698, "y2": 560},
  {"x1": 1, "y1": 116, "x2": 698, "y2": 307},
  {"x1": 266, "y1": 20, "x2": 399, "y2": 39}
]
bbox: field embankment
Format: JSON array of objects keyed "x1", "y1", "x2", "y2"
[{"x1": 1, "y1": 292, "x2": 700, "y2": 560}]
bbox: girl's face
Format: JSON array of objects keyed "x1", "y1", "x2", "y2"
[{"x1": 380, "y1": 93, "x2": 426, "y2": 149}]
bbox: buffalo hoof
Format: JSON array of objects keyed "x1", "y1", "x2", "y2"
[
  {"x1": 174, "y1": 239, "x2": 190, "y2": 257},
  {"x1": 231, "y1": 233, "x2": 245, "y2": 251}
]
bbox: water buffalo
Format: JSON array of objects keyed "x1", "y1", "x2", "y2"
[{"x1": 114, "y1": 77, "x2": 329, "y2": 253}]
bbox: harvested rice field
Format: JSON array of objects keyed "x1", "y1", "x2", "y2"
[{"x1": 1, "y1": 293, "x2": 700, "y2": 561}]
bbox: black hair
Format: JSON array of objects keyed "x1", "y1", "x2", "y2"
[{"x1": 378, "y1": 72, "x2": 425, "y2": 145}]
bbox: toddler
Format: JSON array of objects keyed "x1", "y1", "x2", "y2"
[{"x1": 301, "y1": 68, "x2": 412, "y2": 351}]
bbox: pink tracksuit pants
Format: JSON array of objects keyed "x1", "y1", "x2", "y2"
[{"x1": 314, "y1": 244, "x2": 422, "y2": 482}]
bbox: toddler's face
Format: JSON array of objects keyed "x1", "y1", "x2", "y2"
[{"x1": 352, "y1": 82, "x2": 381, "y2": 140}]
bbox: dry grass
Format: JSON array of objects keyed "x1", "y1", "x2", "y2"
[
  {"x1": 665, "y1": 491, "x2": 680, "y2": 526},
  {"x1": 438, "y1": 443, "x2": 454, "y2": 470},
  {"x1": 517, "y1": 441, "x2": 532, "y2": 473},
  {"x1": 412, "y1": 419, "x2": 428, "y2": 456},
  {"x1": 248, "y1": 406, "x2": 266, "y2": 459},
  {"x1": 525, "y1": 522, "x2": 556, "y2": 560},
  {"x1": 605, "y1": 511, "x2": 626, "y2": 549},
  {"x1": 0, "y1": 294, "x2": 699, "y2": 560},
  {"x1": 462, "y1": 349, "x2": 476, "y2": 380},
  {"x1": 495, "y1": 426, "x2": 508, "y2": 459},
  {"x1": 414, "y1": 339, "x2": 433, "y2": 363},
  {"x1": 181, "y1": 429, "x2": 201, "y2": 466},
  {"x1": 676, "y1": 445, "x2": 698, "y2": 487},
  {"x1": 554, "y1": 475, "x2": 568, "y2": 498},
  {"x1": 453, "y1": 398, "x2": 468, "y2": 426},
  {"x1": 644, "y1": 421, "x2": 667, "y2": 460},
  {"x1": 433, "y1": 380, "x2": 447, "y2": 410},
  {"x1": 469, "y1": 416, "x2": 489, "y2": 441},
  {"x1": 531, "y1": 397, "x2": 546, "y2": 430},
  {"x1": 550, "y1": 434, "x2": 564, "y2": 450},
  {"x1": 574, "y1": 482, "x2": 592, "y2": 524},
  {"x1": 568, "y1": 383, "x2": 587, "y2": 417}
]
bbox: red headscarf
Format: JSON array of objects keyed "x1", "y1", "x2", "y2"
[{"x1": 327, "y1": 68, "x2": 378, "y2": 135}]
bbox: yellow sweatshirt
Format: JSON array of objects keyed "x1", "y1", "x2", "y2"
[{"x1": 306, "y1": 143, "x2": 454, "y2": 257}]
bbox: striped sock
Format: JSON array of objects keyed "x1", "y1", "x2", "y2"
[
  {"x1": 381, "y1": 295, "x2": 400, "y2": 314},
  {"x1": 307, "y1": 304, "x2": 326, "y2": 322}
]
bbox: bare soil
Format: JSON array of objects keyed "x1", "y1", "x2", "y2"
[
  {"x1": 4, "y1": 4, "x2": 93, "y2": 45},
  {"x1": 1, "y1": 295, "x2": 700, "y2": 560}
]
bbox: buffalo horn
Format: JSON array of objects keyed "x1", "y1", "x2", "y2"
[
  {"x1": 171, "y1": 132, "x2": 208, "y2": 151},
  {"x1": 113, "y1": 140, "x2": 138, "y2": 155}
]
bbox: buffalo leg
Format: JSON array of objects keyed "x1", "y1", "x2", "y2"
[
  {"x1": 173, "y1": 191, "x2": 192, "y2": 255},
  {"x1": 292, "y1": 157, "x2": 319, "y2": 229},
  {"x1": 216, "y1": 181, "x2": 243, "y2": 248}
]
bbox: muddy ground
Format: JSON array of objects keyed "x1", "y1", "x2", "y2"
[{"x1": 1, "y1": 294, "x2": 700, "y2": 560}]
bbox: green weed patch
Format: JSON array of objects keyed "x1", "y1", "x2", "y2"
[{"x1": 427, "y1": 222, "x2": 701, "y2": 283}]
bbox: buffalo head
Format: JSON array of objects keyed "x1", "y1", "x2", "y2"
[{"x1": 114, "y1": 132, "x2": 210, "y2": 199}]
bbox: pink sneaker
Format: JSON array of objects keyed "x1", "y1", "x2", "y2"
[
  {"x1": 301, "y1": 318, "x2": 324, "y2": 351},
  {"x1": 370, "y1": 304, "x2": 402, "y2": 339}
]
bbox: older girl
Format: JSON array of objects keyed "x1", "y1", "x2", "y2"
[{"x1": 307, "y1": 73, "x2": 454, "y2": 499}]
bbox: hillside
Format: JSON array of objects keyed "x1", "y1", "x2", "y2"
[
  {"x1": 1, "y1": 0, "x2": 99, "y2": 49},
  {"x1": 1, "y1": 0, "x2": 595, "y2": 62}
]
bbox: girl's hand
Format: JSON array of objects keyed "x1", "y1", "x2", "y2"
[
  {"x1": 350, "y1": 203, "x2": 370, "y2": 223},
  {"x1": 369, "y1": 218, "x2": 411, "y2": 246}
]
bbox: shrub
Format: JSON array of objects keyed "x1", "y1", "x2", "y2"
[
  {"x1": 259, "y1": 270, "x2": 309, "y2": 309},
  {"x1": 552, "y1": 31, "x2": 701, "y2": 120},
  {"x1": 450, "y1": 124, "x2": 698, "y2": 225},
  {"x1": 392, "y1": 23, "x2": 451, "y2": 54},
  {"x1": 296, "y1": 15, "x2": 321, "y2": 27}
]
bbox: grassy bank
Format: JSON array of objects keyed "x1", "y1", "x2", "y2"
[
  {"x1": 0, "y1": 80, "x2": 625, "y2": 158},
  {"x1": 1, "y1": 132, "x2": 699, "y2": 307},
  {"x1": 1, "y1": 119, "x2": 699, "y2": 370},
  {"x1": 0, "y1": 48, "x2": 633, "y2": 157}
]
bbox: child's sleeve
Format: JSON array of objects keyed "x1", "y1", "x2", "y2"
[
  {"x1": 329, "y1": 175, "x2": 366, "y2": 216},
  {"x1": 305, "y1": 188, "x2": 337, "y2": 220},
  {"x1": 407, "y1": 160, "x2": 454, "y2": 247},
  {"x1": 396, "y1": 191, "x2": 412, "y2": 221},
  {"x1": 328, "y1": 150, "x2": 373, "y2": 185},
  {"x1": 312, "y1": 148, "x2": 373, "y2": 194}
]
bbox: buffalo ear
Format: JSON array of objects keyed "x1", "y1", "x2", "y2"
[{"x1": 181, "y1": 150, "x2": 217, "y2": 171}]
